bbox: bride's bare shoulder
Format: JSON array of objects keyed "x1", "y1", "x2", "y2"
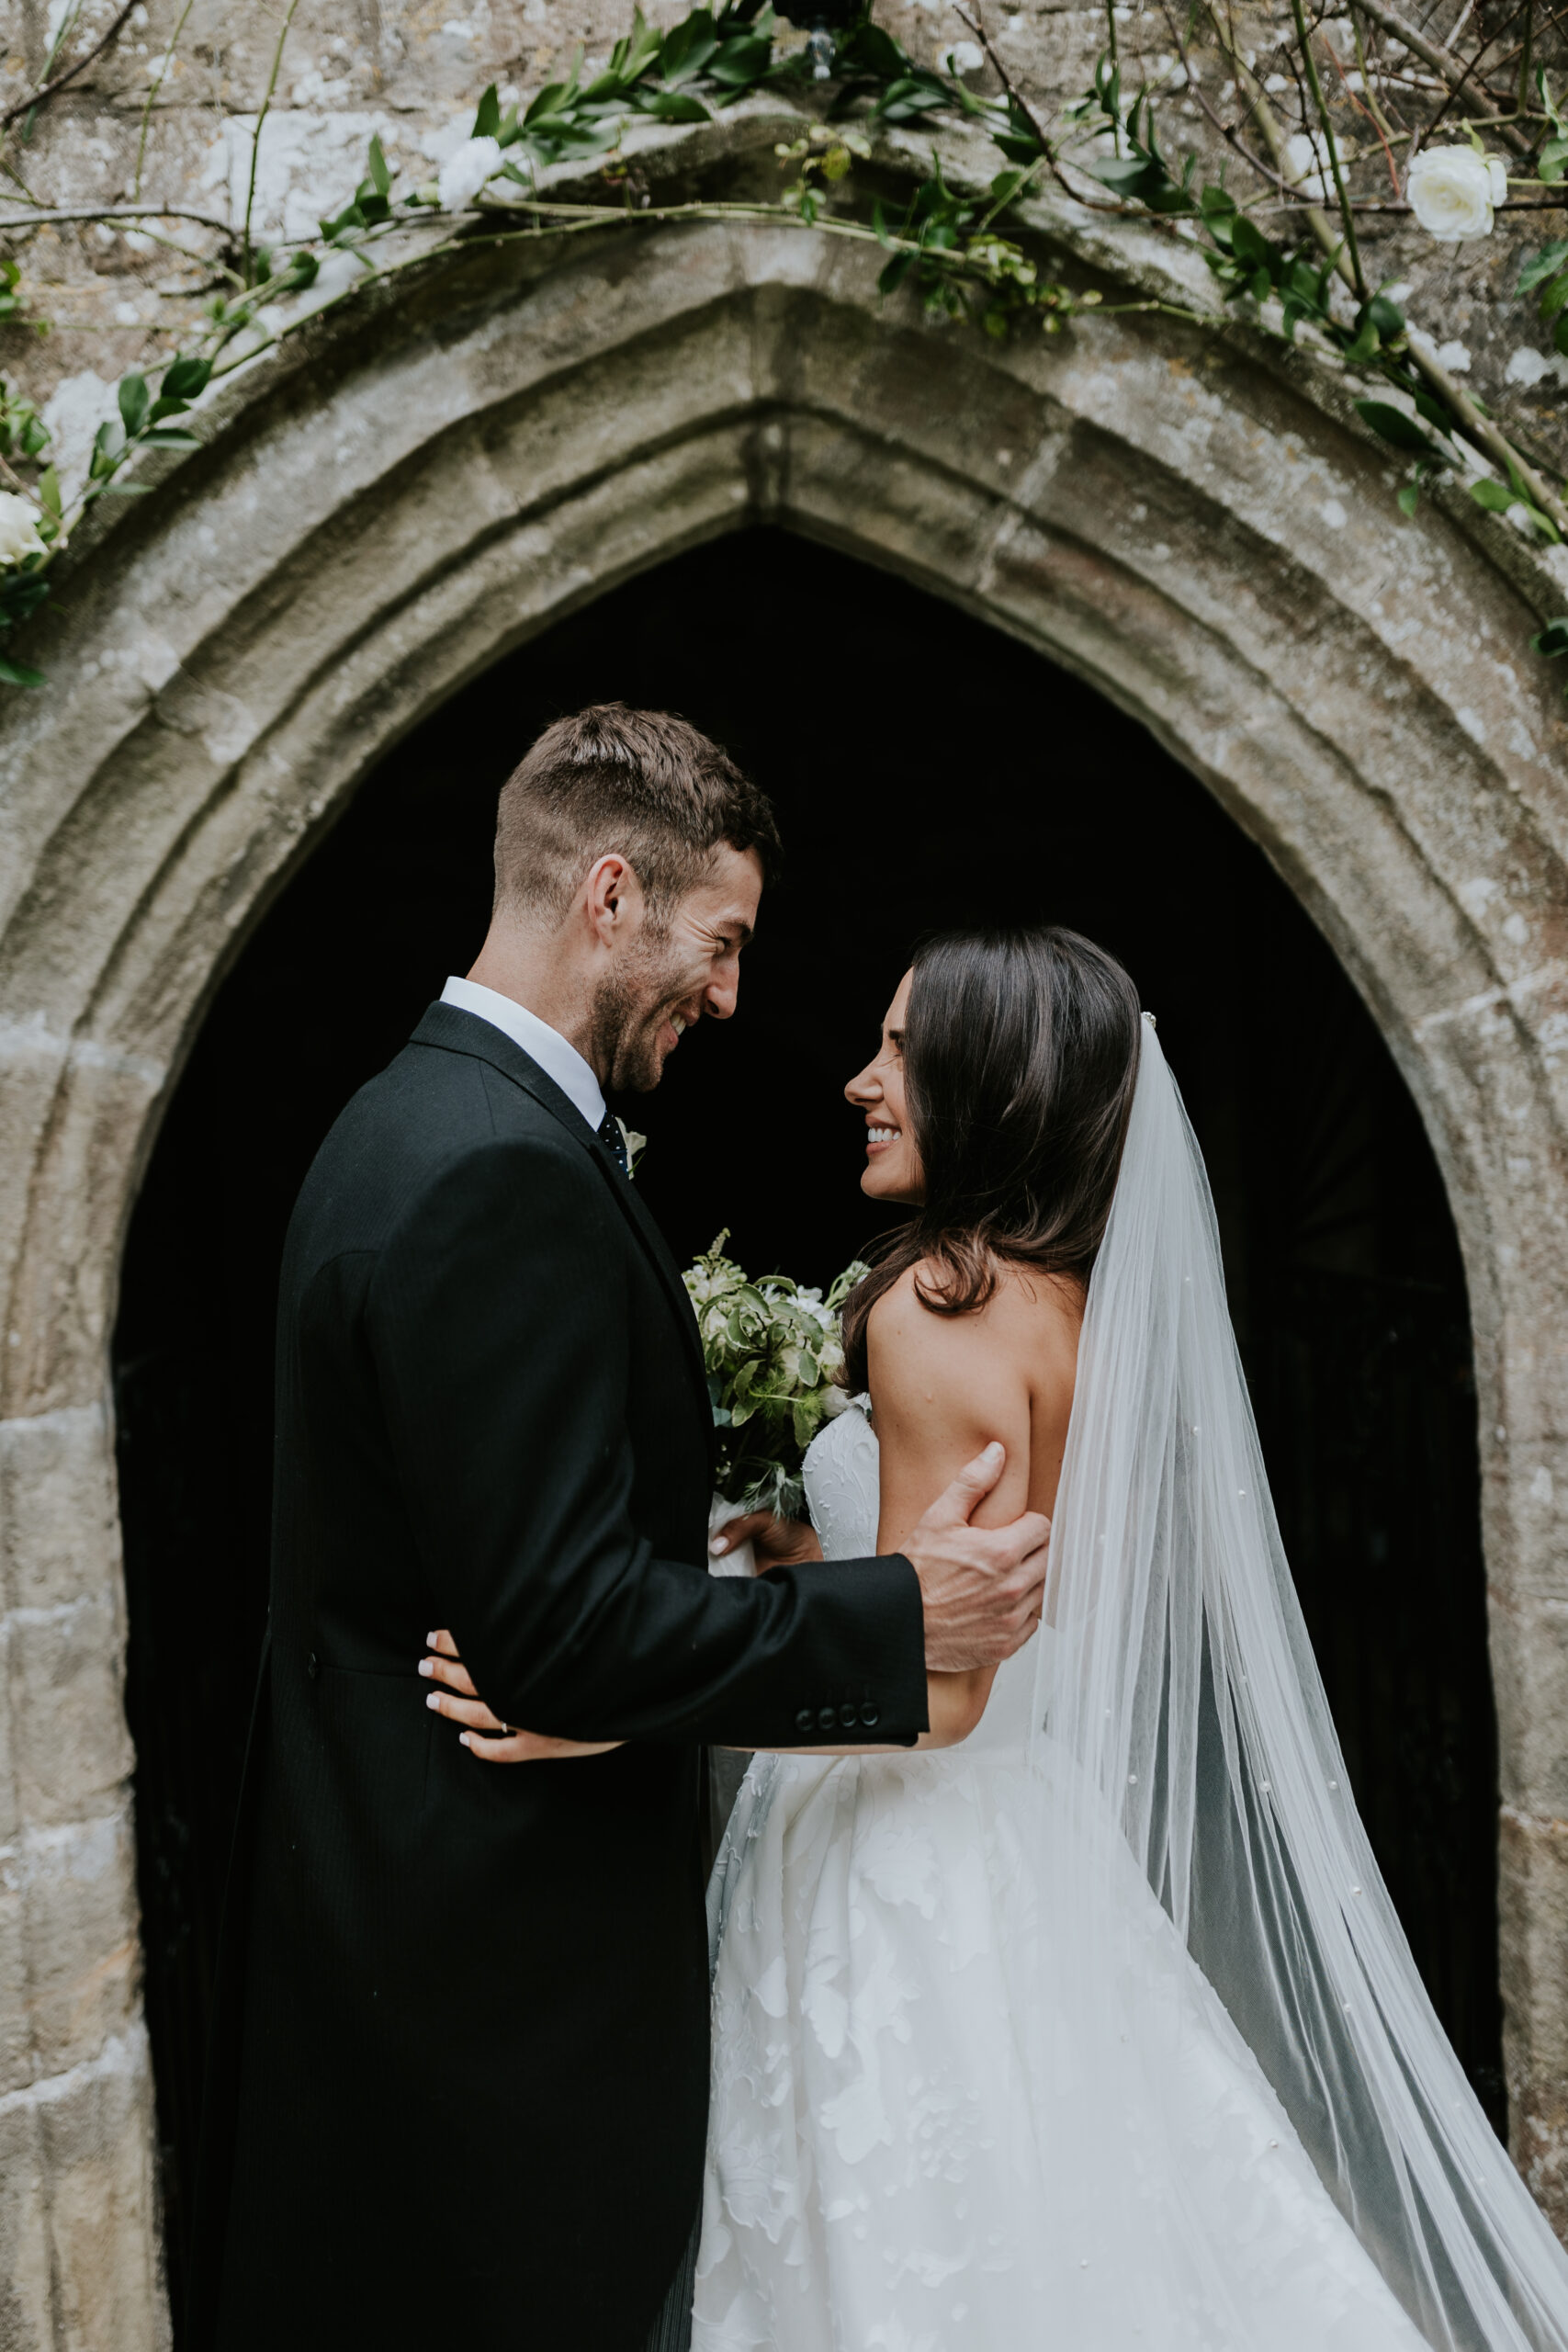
[{"x1": 866, "y1": 1260, "x2": 1081, "y2": 1409}]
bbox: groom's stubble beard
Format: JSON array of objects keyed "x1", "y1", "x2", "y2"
[{"x1": 590, "y1": 916, "x2": 694, "y2": 1094}]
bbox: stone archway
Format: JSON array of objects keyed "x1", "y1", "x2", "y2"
[{"x1": 3, "y1": 130, "x2": 1568, "y2": 2343}]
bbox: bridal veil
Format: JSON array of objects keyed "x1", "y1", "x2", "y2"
[{"x1": 1027, "y1": 1012, "x2": 1568, "y2": 2350}]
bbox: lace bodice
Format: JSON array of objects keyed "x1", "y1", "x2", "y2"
[{"x1": 800, "y1": 1396, "x2": 880, "y2": 1562}]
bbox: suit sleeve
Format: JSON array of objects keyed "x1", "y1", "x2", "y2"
[{"x1": 367, "y1": 1134, "x2": 929, "y2": 1747}]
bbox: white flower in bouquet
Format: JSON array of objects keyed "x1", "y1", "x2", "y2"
[
  {"x1": 1406, "y1": 146, "x2": 1507, "y2": 242},
  {"x1": 439, "y1": 134, "x2": 502, "y2": 210}
]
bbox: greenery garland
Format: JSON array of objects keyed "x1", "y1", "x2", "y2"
[{"x1": 2, "y1": 0, "x2": 1568, "y2": 690}]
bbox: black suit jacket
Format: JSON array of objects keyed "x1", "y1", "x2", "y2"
[{"x1": 195, "y1": 1003, "x2": 927, "y2": 2350}]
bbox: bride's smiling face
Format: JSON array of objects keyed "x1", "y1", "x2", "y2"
[{"x1": 846, "y1": 970, "x2": 925, "y2": 1204}]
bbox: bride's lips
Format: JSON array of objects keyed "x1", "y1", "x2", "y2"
[{"x1": 864, "y1": 1123, "x2": 902, "y2": 1156}]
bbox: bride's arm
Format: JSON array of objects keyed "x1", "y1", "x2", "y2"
[{"x1": 734, "y1": 1271, "x2": 1047, "y2": 1755}]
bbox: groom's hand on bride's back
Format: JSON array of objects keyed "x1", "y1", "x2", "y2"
[{"x1": 904, "y1": 1442, "x2": 1049, "y2": 1672}]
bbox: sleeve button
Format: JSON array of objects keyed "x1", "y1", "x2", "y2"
[
  {"x1": 817, "y1": 1705, "x2": 838, "y2": 1733},
  {"x1": 838, "y1": 1702, "x2": 860, "y2": 1730},
  {"x1": 794, "y1": 1707, "x2": 815, "y2": 1735},
  {"x1": 860, "y1": 1702, "x2": 880, "y2": 1729}
]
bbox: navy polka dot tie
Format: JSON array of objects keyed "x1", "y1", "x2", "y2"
[{"x1": 597, "y1": 1110, "x2": 628, "y2": 1175}]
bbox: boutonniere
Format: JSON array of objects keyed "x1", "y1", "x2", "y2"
[{"x1": 616, "y1": 1117, "x2": 647, "y2": 1178}]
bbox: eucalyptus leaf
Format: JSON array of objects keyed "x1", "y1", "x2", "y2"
[
  {"x1": 162, "y1": 354, "x2": 212, "y2": 401},
  {"x1": 639, "y1": 86, "x2": 711, "y2": 120},
  {"x1": 1529, "y1": 616, "x2": 1568, "y2": 657},
  {"x1": 0, "y1": 654, "x2": 46, "y2": 687},
  {"x1": 1354, "y1": 398, "x2": 1442, "y2": 458},
  {"x1": 1517, "y1": 241, "x2": 1568, "y2": 295},
  {"x1": 118, "y1": 372, "x2": 150, "y2": 437},
  {"x1": 473, "y1": 83, "x2": 503, "y2": 138}
]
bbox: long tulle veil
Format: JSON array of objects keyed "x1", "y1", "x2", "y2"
[{"x1": 1028, "y1": 1011, "x2": 1568, "y2": 2349}]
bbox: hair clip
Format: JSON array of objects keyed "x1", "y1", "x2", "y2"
[{"x1": 1142, "y1": 1010, "x2": 1157, "y2": 1029}]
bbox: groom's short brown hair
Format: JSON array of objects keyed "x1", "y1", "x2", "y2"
[{"x1": 493, "y1": 702, "x2": 782, "y2": 925}]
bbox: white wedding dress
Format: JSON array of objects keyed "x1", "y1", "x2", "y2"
[
  {"x1": 693, "y1": 1400, "x2": 1432, "y2": 2352},
  {"x1": 694, "y1": 1022, "x2": 1568, "y2": 2352}
]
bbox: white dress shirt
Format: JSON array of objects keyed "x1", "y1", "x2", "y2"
[{"x1": 440, "y1": 975, "x2": 605, "y2": 1133}]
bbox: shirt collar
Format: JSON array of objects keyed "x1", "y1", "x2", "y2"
[{"x1": 439, "y1": 976, "x2": 606, "y2": 1134}]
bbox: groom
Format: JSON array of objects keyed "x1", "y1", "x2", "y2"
[{"x1": 193, "y1": 706, "x2": 1049, "y2": 2351}]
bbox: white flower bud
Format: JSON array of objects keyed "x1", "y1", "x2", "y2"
[
  {"x1": 1405, "y1": 146, "x2": 1506, "y2": 242},
  {"x1": 438, "y1": 134, "x2": 502, "y2": 211},
  {"x1": 0, "y1": 492, "x2": 45, "y2": 568}
]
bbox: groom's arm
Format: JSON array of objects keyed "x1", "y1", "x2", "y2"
[{"x1": 369, "y1": 1132, "x2": 930, "y2": 1747}]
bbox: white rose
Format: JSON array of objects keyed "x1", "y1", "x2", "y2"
[
  {"x1": 0, "y1": 492, "x2": 45, "y2": 567},
  {"x1": 939, "y1": 38, "x2": 984, "y2": 72},
  {"x1": 1406, "y1": 146, "x2": 1507, "y2": 242},
  {"x1": 438, "y1": 134, "x2": 502, "y2": 211}
]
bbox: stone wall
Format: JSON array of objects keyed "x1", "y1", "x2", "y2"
[
  {"x1": 2, "y1": 2, "x2": 1568, "y2": 2343},
  {"x1": 3, "y1": 0, "x2": 1568, "y2": 495}
]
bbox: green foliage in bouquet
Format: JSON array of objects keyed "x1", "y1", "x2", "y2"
[{"x1": 683, "y1": 1231, "x2": 867, "y2": 1518}]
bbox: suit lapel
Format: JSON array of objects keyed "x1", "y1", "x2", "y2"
[{"x1": 411, "y1": 1004, "x2": 713, "y2": 1447}]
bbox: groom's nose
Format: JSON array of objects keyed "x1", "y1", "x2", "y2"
[{"x1": 703, "y1": 965, "x2": 739, "y2": 1020}]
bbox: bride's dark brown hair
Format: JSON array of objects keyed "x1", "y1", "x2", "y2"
[{"x1": 840, "y1": 925, "x2": 1143, "y2": 1392}]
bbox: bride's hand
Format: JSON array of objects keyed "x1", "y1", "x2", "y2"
[
  {"x1": 418, "y1": 1631, "x2": 625, "y2": 1762},
  {"x1": 708, "y1": 1513, "x2": 824, "y2": 1570}
]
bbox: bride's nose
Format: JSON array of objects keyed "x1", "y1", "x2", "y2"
[{"x1": 845, "y1": 1062, "x2": 880, "y2": 1105}]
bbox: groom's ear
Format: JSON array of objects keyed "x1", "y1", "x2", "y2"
[{"x1": 582, "y1": 852, "x2": 646, "y2": 946}]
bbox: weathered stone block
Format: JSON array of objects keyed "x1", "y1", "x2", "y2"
[
  {"x1": 17, "y1": 1809, "x2": 141, "y2": 2087},
  {"x1": 0, "y1": 2030, "x2": 164, "y2": 2352},
  {"x1": 0, "y1": 1404, "x2": 119, "y2": 1621}
]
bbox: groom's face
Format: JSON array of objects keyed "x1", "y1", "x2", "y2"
[{"x1": 595, "y1": 842, "x2": 763, "y2": 1093}]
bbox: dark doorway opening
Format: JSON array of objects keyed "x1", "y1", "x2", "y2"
[{"x1": 112, "y1": 527, "x2": 1499, "y2": 2325}]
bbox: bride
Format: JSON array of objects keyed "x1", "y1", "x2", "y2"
[{"x1": 439, "y1": 925, "x2": 1568, "y2": 2350}]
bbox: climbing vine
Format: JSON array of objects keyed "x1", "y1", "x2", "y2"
[{"x1": 4, "y1": 0, "x2": 1568, "y2": 685}]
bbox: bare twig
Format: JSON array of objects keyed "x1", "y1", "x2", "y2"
[
  {"x1": 1350, "y1": 0, "x2": 1531, "y2": 150},
  {"x1": 0, "y1": 203, "x2": 233, "y2": 234},
  {"x1": 1419, "y1": 0, "x2": 1531, "y2": 147},
  {"x1": 0, "y1": 0, "x2": 139, "y2": 131},
  {"x1": 1323, "y1": 31, "x2": 1404, "y2": 191},
  {"x1": 1292, "y1": 0, "x2": 1369, "y2": 295},
  {"x1": 243, "y1": 0, "x2": 304, "y2": 284},
  {"x1": 135, "y1": 0, "x2": 198, "y2": 202},
  {"x1": 950, "y1": 0, "x2": 1131, "y2": 214},
  {"x1": 1162, "y1": 0, "x2": 1299, "y2": 198}
]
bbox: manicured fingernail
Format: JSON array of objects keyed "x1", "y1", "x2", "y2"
[
  {"x1": 984, "y1": 1442, "x2": 1002, "y2": 1460},
  {"x1": 709, "y1": 1536, "x2": 729, "y2": 1555},
  {"x1": 425, "y1": 1632, "x2": 438, "y2": 1647},
  {"x1": 459, "y1": 1732, "x2": 471, "y2": 1748},
  {"x1": 425, "y1": 1691, "x2": 440, "y2": 1710},
  {"x1": 417, "y1": 1657, "x2": 433, "y2": 1676}
]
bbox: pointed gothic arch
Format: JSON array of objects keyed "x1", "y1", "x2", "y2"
[{"x1": 3, "y1": 130, "x2": 1567, "y2": 2340}]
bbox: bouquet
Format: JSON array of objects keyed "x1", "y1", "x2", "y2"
[{"x1": 683, "y1": 1231, "x2": 867, "y2": 1521}]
